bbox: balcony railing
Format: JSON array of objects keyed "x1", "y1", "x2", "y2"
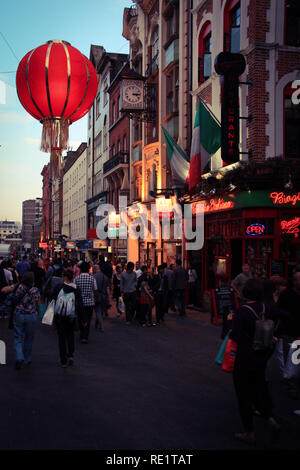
[
  {"x1": 103, "y1": 151, "x2": 129, "y2": 174},
  {"x1": 146, "y1": 51, "x2": 159, "y2": 77}
]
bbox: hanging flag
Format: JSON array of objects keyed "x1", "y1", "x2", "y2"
[
  {"x1": 162, "y1": 127, "x2": 190, "y2": 187},
  {"x1": 189, "y1": 99, "x2": 221, "y2": 191}
]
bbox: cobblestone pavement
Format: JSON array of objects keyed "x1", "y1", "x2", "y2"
[{"x1": 0, "y1": 306, "x2": 299, "y2": 450}]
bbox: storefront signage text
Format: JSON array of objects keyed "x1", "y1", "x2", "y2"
[
  {"x1": 246, "y1": 223, "x2": 266, "y2": 236},
  {"x1": 270, "y1": 192, "x2": 300, "y2": 206},
  {"x1": 281, "y1": 217, "x2": 300, "y2": 238},
  {"x1": 193, "y1": 199, "x2": 235, "y2": 214},
  {"x1": 38, "y1": 242, "x2": 48, "y2": 248}
]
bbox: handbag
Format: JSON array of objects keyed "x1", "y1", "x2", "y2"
[
  {"x1": 42, "y1": 300, "x2": 55, "y2": 326},
  {"x1": 283, "y1": 339, "x2": 300, "y2": 380},
  {"x1": 215, "y1": 330, "x2": 232, "y2": 365},
  {"x1": 118, "y1": 296, "x2": 125, "y2": 313},
  {"x1": 221, "y1": 337, "x2": 238, "y2": 373},
  {"x1": 39, "y1": 303, "x2": 47, "y2": 319}
]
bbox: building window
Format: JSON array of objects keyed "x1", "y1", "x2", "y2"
[
  {"x1": 285, "y1": 0, "x2": 300, "y2": 46},
  {"x1": 96, "y1": 94, "x2": 100, "y2": 119},
  {"x1": 118, "y1": 139, "x2": 121, "y2": 153},
  {"x1": 88, "y1": 110, "x2": 92, "y2": 129},
  {"x1": 103, "y1": 116, "x2": 108, "y2": 150},
  {"x1": 284, "y1": 83, "x2": 300, "y2": 159},
  {"x1": 224, "y1": 0, "x2": 240, "y2": 53},
  {"x1": 134, "y1": 120, "x2": 142, "y2": 143},
  {"x1": 118, "y1": 95, "x2": 121, "y2": 118},
  {"x1": 112, "y1": 102, "x2": 116, "y2": 123},
  {"x1": 148, "y1": 26, "x2": 159, "y2": 76},
  {"x1": 166, "y1": 66, "x2": 179, "y2": 114},
  {"x1": 111, "y1": 144, "x2": 115, "y2": 157},
  {"x1": 123, "y1": 134, "x2": 127, "y2": 152},
  {"x1": 103, "y1": 78, "x2": 108, "y2": 106},
  {"x1": 198, "y1": 22, "x2": 212, "y2": 84}
]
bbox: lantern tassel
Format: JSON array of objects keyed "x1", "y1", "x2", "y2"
[{"x1": 41, "y1": 118, "x2": 69, "y2": 153}]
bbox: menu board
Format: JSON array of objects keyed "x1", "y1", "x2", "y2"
[
  {"x1": 271, "y1": 260, "x2": 285, "y2": 278},
  {"x1": 211, "y1": 286, "x2": 237, "y2": 326}
]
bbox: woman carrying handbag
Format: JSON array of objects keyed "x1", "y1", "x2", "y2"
[{"x1": 228, "y1": 278, "x2": 291, "y2": 445}]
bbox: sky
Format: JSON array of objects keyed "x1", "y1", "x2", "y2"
[{"x1": 0, "y1": 0, "x2": 130, "y2": 223}]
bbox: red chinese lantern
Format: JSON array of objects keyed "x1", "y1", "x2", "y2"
[{"x1": 16, "y1": 39, "x2": 97, "y2": 175}]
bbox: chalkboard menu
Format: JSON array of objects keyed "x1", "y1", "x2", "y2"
[
  {"x1": 211, "y1": 286, "x2": 237, "y2": 326},
  {"x1": 271, "y1": 260, "x2": 285, "y2": 277}
]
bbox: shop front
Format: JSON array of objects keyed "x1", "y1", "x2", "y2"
[{"x1": 190, "y1": 190, "x2": 300, "y2": 293}]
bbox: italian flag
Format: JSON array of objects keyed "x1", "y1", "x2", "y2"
[
  {"x1": 162, "y1": 127, "x2": 190, "y2": 187},
  {"x1": 189, "y1": 99, "x2": 221, "y2": 192}
]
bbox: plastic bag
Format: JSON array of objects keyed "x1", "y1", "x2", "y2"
[
  {"x1": 221, "y1": 338, "x2": 238, "y2": 373},
  {"x1": 215, "y1": 330, "x2": 232, "y2": 365},
  {"x1": 118, "y1": 296, "x2": 125, "y2": 313},
  {"x1": 39, "y1": 303, "x2": 47, "y2": 319},
  {"x1": 42, "y1": 300, "x2": 55, "y2": 326}
]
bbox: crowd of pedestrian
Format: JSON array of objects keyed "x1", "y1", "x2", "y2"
[{"x1": 0, "y1": 255, "x2": 190, "y2": 370}]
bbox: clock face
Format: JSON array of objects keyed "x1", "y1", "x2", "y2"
[{"x1": 122, "y1": 80, "x2": 144, "y2": 109}]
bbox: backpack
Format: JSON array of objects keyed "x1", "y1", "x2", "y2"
[
  {"x1": 55, "y1": 289, "x2": 76, "y2": 318},
  {"x1": 244, "y1": 303, "x2": 274, "y2": 351}
]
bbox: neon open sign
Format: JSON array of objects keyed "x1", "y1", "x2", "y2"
[{"x1": 246, "y1": 223, "x2": 266, "y2": 236}]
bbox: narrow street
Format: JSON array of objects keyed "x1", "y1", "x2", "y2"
[{"x1": 0, "y1": 308, "x2": 299, "y2": 451}]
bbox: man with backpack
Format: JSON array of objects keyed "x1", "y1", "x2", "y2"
[{"x1": 53, "y1": 269, "x2": 86, "y2": 367}]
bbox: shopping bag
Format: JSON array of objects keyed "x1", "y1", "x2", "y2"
[
  {"x1": 215, "y1": 330, "x2": 232, "y2": 365},
  {"x1": 39, "y1": 303, "x2": 47, "y2": 319},
  {"x1": 221, "y1": 338, "x2": 238, "y2": 373},
  {"x1": 42, "y1": 300, "x2": 55, "y2": 326},
  {"x1": 118, "y1": 296, "x2": 125, "y2": 313},
  {"x1": 283, "y1": 340, "x2": 300, "y2": 381}
]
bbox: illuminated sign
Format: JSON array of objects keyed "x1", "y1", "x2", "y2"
[
  {"x1": 93, "y1": 239, "x2": 107, "y2": 249},
  {"x1": 192, "y1": 199, "x2": 235, "y2": 214},
  {"x1": 66, "y1": 242, "x2": 76, "y2": 249},
  {"x1": 246, "y1": 223, "x2": 266, "y2": 236},
  {"x1": 39, "y1": 242, "x2": 48, "y2": 248},
  {"x1": 270, "y1": 192, "x2": 300, "y2": 206},
  {"x1": 281, "y1": 217, "x2": 300, "y2": 238},
  {"x1": 215, "y1": 53, "x2": 246, "y2": 164}
]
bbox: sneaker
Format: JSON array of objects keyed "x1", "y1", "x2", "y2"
[
  {"x1": 126, "y1": 321, "x2": 131, "y2": 325},
  {"x1": 61, "y1": 363, "x2": 68, "y2": 368},
  {"x1": 152, "y1": 322, "x2": 156, "y2": 326},
  {"x1": 80, "y1": 339, "x2": 88, "y2": 344},
  {"x1": 15, "y1": 360, "x2": 24, "y2": 370}
]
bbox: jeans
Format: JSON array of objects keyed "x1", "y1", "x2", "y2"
[
  {"x1": 233, "y1": 367, "x2": 272, "y2": 432},
  {"x1": 56, "y1": 317, "x2": 75, "y2": 365},
  {"x1": 123, "y1": 292, "x2": 136, "y2": 323},
  {"x1": 14, "y1": 312, "x2": 37, "y2": 363},
  {"x1": 79, "y1": 306, "x2": 94, "y2": 341},
  {"x1": 174, "y1": 289, "x2": 186, "y2": 316}
]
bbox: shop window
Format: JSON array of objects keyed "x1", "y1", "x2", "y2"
[
  {"x1": 284, "y1": 83, "x2": 300, "y2": 159},
  {"x1": 198, "y1": 22, "x2": 212, "y2": 84},
  {"x1": 285, "y1": 0, "x2": 300, "y2": 46},
  {"x1": 224, "y1": 0, "x2": 240, "y2": 53}
]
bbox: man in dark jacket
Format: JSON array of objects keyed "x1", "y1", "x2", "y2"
[
  {"x1": 172, "y1": 259, "x2": 188, "y2": 316},
  {"x1": 152, "y1": 265, "x2": 168, "y2": 324}
]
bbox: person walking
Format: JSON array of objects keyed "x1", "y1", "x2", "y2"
[
  {"x1": 172, "y1": 259, "x2": 188, "y2": 317},
  {"x1": 162, "y1": 263, "x2": 175, "y2": 315},
  {"x1": 231, "y1": 264, "x2": 252, "y2": 306},
  {"x1": 188, "y1": 263, "x2": 198, "y2": 307},
  {"x1": 74, "y1": 262, "x2": 98, "y2": 343},
  {"x1": 139, "y1": 266, "x2": 155, "y2": 327},
  {"x1": 112, "y1": 265, "x2": 123, "y2": 316},
  {"x1": 53, "y1": 269, "x2": 86, "y2": 367},
  {"x1": 16, "y1": 256, "x2": 31, "y2": 279},
  {"x1": 43, "y1": 266, "x2": 64, "y2": 303},
  {"x1": 13, "y1": 271, "x2": 40, "y2": 370},
  {"x1": 152, "y1": 265, "x2": 168, "y2": 324},
  {"x1": 93, "y1": 265, "x2": 109, "y2": 332},
  {"x1": 229, "y1": 278, "x2": 290, "y2": 444},
  {"x1": 120, "y1": 262, "x2": 137, "y2": 325}
]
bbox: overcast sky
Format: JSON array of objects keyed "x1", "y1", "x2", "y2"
[{"x1": 0, "y1": 0, "x2": 130, "y2": 223}]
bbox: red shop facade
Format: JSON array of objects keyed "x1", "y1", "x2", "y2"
[{"x1": 188, "y1": 189, "x2": 300, "y2": 294}]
